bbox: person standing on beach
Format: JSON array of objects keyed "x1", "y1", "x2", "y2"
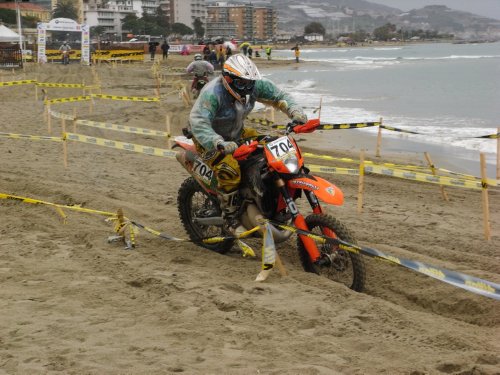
[
  {"x1": 265, "y1": 46, "x2": 272, "y2": 60},
  {"x1": 292, "y1": 44, "x2": 300, "y2": 63},
  {"x1": 188, "y1": 54, "x2": 307, "y2": 232},
  {"x1": 161, "y1": 41, "x2": 170, "y2": 60},
  {"x1": 148, "y1": 42, "x2": 157, "y2": 61}
]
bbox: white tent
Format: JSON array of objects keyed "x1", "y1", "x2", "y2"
[{"x1": 0, "y1": 24, "x2": 23, "y2": 43}]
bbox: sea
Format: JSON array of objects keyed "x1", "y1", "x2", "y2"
[{"x1": 261, "y1": 42, "x2": 500, "y2": 177}]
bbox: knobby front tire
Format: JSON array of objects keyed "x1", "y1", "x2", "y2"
[{"x1": 297, "y1": 214, "x2": 366, "y2": 292}]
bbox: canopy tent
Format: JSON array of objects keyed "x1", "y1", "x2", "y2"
[{"x1": 0, "y1": 24, "x2": 23, "y2": 43}]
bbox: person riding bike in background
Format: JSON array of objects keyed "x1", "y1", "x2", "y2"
[
  {"x1": 186, "y1": 53, "x2": 215, "y2": 95},
  {"x1": 59, "y1": 41, "x2": 71, "y2": 65},
  {"x1": 188, "y1": 54, "x2": 308, "y2": 232}
]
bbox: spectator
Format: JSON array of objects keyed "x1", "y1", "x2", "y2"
[
  {"x1": 265, "y1": 46, "x2": 272, "y2": 60},
  {"x1": 161, "y1": 41, "x2": 170, "y2": 60},
  {"x1": 148, "y1": 42, "x2": 158, "y2": 61}
]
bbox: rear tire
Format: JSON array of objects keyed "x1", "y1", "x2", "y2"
[
  {"x1": 297, "y1": 214, "x2": 365, "y2": 292},
  {"x1": 177, "y1": 177, "x2": 234, "y2": 253}
]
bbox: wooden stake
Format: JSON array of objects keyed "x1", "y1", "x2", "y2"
[
  {"x1": 89, "y1": 97, "x2": 93, "y2": 114},
  {"x1": 35, "y1": 85, "x2": 38, "y2": 101},
  {"x1": 497, "y1": 126, "x2": 499, "y2": 180},
  {"x1": 72, "y1": 108, "x2": 77, "y2": 132},
  {"x1": 165, "y1": 114, "x2": 172, "y2": 148},
  {"x1": 62, "y1": 118, "x2": 68, "y2": 168},
  {"x1": 47, "y1": 104, "x2": 52, "y2": 134},
  {"x1": 480, "y1": 153, "x2": 491, "y2": 241},
  {"x1": 317, "y1": 96, "x2": 323, "y2": 120},
  {"x1": 424, "y1": 152, "x2": 449, "y2": 201},
  {"x1": 376, "y1": 117, "x2": 383, "y2": 158},
  {"x1": 270, "y1": 106, "x2": 275, "y2": 123},
  {"x1": 274, "y1": 253, "x2": 288, "y2": 277},
  {"x1": 357, "y1": 150, "x2": 365, "y2": 213}
]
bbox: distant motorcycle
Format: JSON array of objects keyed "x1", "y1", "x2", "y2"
[
  {"x1": 61, "y1": 50, "x2": 70, "y2": 65},
  {"x1": 191, "y1": 74, "x2": 209, "y2": 98}
]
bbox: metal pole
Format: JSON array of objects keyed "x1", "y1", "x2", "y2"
[{"x1": 15, "y1": 0, "x2": 23, "y2": 59}]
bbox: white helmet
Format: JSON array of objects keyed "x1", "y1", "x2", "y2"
[
  {"x1": 222, "y1": 54, "x2": 261, "y2": 100},
  {"x1": 194, "y1": 53, "x2": 202, "y2": 61}
]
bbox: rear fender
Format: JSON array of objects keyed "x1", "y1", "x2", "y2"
[{"x1": 287, "y1": 176, "x2": 343, "y2": 205}]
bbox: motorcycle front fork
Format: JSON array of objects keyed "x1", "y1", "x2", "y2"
[{"x1": 276, "y1": 178, "x2": 323, "y2": 263}]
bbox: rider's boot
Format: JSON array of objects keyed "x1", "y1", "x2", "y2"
[{"x1": 218, "y1": 190, "x2": 244, "y2": 235}]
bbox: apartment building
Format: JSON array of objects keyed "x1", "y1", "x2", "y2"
[
  {"x1": 167, "y1": 0, "x2": 206, "y2": 29},
  {"x1": 84, "y1": 0, "x2": 136, "y2": 35},
  {"x1": 206, "y1": 3, "x2": 276, "y2": 41}
]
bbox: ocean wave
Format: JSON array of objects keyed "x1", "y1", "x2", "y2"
[{"x1": 373, "y1": 47, "x2": 403, "y2": 50}]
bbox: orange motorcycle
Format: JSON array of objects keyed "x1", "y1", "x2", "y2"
[{"x1": 174, "y1": 119, "x2": 365, "y2": 291}]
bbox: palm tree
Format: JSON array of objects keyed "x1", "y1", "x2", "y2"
[{"x1": 53, "y1": 0, "x2": 79, "y2": 21}]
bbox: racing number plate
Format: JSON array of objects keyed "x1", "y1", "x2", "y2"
[
  {"x1": 266, "y1": 136, "x2": 295, "y2": 160},
  {"x1": 193, "y1": 158, "x2": 214, "y2": 184}
]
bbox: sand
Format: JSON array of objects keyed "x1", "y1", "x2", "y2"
[{"x1": 0, "y1": 55, "x2": 499, "y2": 374}]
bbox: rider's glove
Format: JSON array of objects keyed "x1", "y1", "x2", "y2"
[
  {"x1": 290, "y1": 109, "x2": 308, "y2": 125},
  {"x1": 215, "y1": 139, "x2": 238, "y2": 155}
]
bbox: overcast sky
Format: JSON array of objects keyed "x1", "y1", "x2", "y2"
[{"x1": 369, "y1": 0, "x2": 500, "y2": 20}]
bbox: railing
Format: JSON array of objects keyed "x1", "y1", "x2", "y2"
[{"x1": 0, "y1": 47, "x2": 22, "y2": 68}]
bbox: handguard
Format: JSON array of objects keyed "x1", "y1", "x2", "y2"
[
  {"x1": 292, "y1": 118, "x2": 320, "y2": 134},
  {"x1": 233, "y1": 140, "x2": 259, "y2": 161}
]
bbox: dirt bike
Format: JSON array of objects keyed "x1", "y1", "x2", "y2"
[
  {"x1": 61, "y1": 50, "x2": 70, "y2": 65},
  {"x1": 191, "y1": 75, "x2": 208, "y2": 99},
  {"x1": 174, "y1": 119, "x2": 365, "y2": 292}
]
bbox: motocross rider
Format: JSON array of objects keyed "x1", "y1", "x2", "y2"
[
  {"x1": 59, "y1": 41, "x2": 71, "y2": 64},
  {"x1": 186, "y1": 53, "x2": 214, "y2": 94},
  {"x1": 188, "y1": 54, "x2": 308, "y2": 232}
]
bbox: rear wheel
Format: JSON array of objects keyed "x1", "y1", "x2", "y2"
[
  {"x1": 177, "y1": 177, "x2": 234, "y2": 253},
  {"x1": 297, "y1": 214, "x2": 365, "y2": 292}
]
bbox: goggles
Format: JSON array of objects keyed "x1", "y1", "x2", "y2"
[{"x1": 231, "y1": 77, "x2": 255, "y2": 91}]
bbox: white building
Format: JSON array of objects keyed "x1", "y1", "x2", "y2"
[
  {"x1": 84, "y1": 0, "x2": 136, "y2": 35},
  {"x1": 169, "y1": 0, "x2": 206, "y2": 29}
]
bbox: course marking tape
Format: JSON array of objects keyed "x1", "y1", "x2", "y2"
[
  {"x1": 0, "y1": 132, "x2": 62, "y2": 142},
  {"x1": 36, "y1": 82, "x2": 84, "y2": 88},
  {"x1": 247, "y1": 117, "x2": 275, "y2": 126},
  {"x1": 475, "y1": 132, "x2": 499, "y2": 139},
  {"x1": 303, "y1": 152, "x2": 487, "y2": 182},
  {"x1": 91, "y1": 94, "x2": 160, "y2": 102},
  {"x1": 0, "y1": 192, "x2": 115, "y2": 217},
  {"x1": 303, "y1": 152, "x2": 428, "y2": 171},
  {"x1": 45, "y1": 95, "x2": 91, "y2": 104},
  {"x1": 0, "y1": 80, "x2": 37, "y2": 87},
  {"x1": 380, "y1": 124, "x2": 421, "y2": 134},
  {"x1": 65, "y1": 132, "x2": 177, "y2": 159},
  {"x1": 272, "y1": 122, "x2": 380, "y2": 130},
  {"x1": 272, "y1": 221, "x2": 500, "y2": 301},
  {"x1": 365, "y1": 164, "x2": 498, "y2": 189},
  {"x1": 75, "y1": 119, "x2": 169, "y2": 137},
  {"x1": 308, "y1": 164, "x2": 359, "y2": 175},
  {"x1": 49, "y1": 109, "x2": 75, "y2": 121}
]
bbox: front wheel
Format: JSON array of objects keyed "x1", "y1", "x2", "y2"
[
  {"x1": 297, "y1": 214, "x2": 365, "y2": 292},
  {"x1": 177, "y1": 177, "x2": 234, "y2": 253}
]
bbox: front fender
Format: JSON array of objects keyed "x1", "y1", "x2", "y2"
[{"x1": 287, "y1": 176, "x2": 344, "y2": 205}]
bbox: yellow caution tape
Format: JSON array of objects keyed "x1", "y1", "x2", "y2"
[
  {"x1": 0, "y1": 132, "x2": 62, "y2": 142},
  {"x1": 272, "y1": 122, "x2": 380, "y2": 130},
  {"x1": 0, "y1": 192, "x2": 115, "y2": 217},
  {"x1": 271, "y1": 221, "x2": 500, "y2": 301},
  {"x1": 75, "y1": 119, "x2": 169, "y2": 137},
  {"x1": 365, "y1": 164, "x2": 498, "y2": 189},
  {"x1": 308, "y1": 164, "x2": 359, "y2": 175},
  {"x1": 247, "y1": 117, "x2": 275, "y2": 126},
  {"x1": 0, "y1": 80, "x2": 37, "y2": 87},
  {"x1": 380, "y1": 124, "x2": 421, "y2": 134},
  {"x1": 476, "y1": 132, "x2": 500, "y2": 139},
  {"x1": 65, "y1": 132, "x2": 178, "y2": 158},
  {"x1": 45, "y1": 95, "x2": 91, "y2": 104},
  {"x1": 91, "y1": 94, "x2": 159, "y2": 102},
  {"x1": 36, "y1": 82, "x2": 84, "y2": 88},
  {"x1": 49, "y1": 109, "x2": 75, "y2": 121}
]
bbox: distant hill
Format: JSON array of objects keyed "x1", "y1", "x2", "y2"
[{"x1": 241, "y1": 0, "x2": 500, "y2": 39}]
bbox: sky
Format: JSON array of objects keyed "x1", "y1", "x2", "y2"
[{"x1": 368, "y1": 0, "x2": 500, "y2": 20}]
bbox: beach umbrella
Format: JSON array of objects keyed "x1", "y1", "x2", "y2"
[{"x1": 223, "y1": 41, "x2": 237, "y2": 51}]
